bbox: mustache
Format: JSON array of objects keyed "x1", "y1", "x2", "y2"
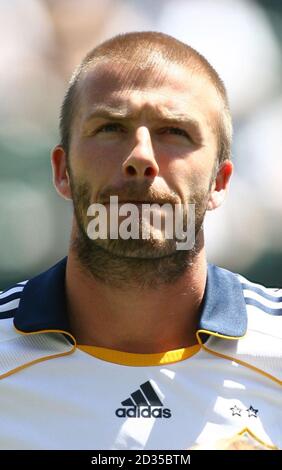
[{"x1": 96, "y1": 182, "x2": 180, "y2": 205}]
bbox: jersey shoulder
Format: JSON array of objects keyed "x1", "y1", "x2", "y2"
[
  {"x1": 236, "y1": 273, "x2": 282, "y2": 317},
  {"x1": 0, "y1": 280, "x2": 28, "y2": 320}
]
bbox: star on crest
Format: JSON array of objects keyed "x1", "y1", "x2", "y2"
[
  {"x1": 246, "y1": 405, "x2": 258, "y2": 418},
  {"x1": 230, "y1": 405, "x2": 242, "y2": 416}
]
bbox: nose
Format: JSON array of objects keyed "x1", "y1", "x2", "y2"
[{"x1": 122, "y1": 126, "x2": 159, "y2": 179}]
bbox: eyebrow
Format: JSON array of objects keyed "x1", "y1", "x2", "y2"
[{"x1": 84, "y1": 105, "x2": 203, "y2": 135}]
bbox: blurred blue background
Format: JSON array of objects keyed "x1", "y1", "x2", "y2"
[{"x1": 0, "y1": 0, "x2": 282, "y2": 289}]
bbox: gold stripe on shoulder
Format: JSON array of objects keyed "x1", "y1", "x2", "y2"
[
  {"x1": 0, "y1": 328, "x2": 76, "y2": 380},
  {"x1": 196, "y1": 329, "x2": 282, "y2": 386}
]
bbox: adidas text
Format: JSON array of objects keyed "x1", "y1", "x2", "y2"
[{"x1": 115, "y1": 406, "x2": 172, "y2": 418}]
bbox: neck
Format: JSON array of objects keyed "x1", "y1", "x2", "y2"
[{"x1": 66, "y1": 231, "x2": 207, "y2": 354}]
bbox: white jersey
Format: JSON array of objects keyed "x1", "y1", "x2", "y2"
[{"x1": 0, "y1": 258, "x2": 281, "y2": 450}]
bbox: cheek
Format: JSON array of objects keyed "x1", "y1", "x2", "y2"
[
  {"x1": 164, "y1": 157, "x2": 213, "y2": 199},
  {"x1": 69, "y1": 141, "x2": 119, "y2": 188}
]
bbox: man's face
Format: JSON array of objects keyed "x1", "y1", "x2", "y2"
[{"x1": 67, "y1": 58, "x2": 220, "y2": 260}]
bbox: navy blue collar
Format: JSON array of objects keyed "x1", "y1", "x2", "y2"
[
  {"x1": 14, "y1": 257, "x2": 247, "y2": 338},
  {"x1": 14, "y1": 258, "x2": 70, "y2": 333}
]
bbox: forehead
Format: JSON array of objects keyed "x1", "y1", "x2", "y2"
[{"x1": 76, "y1": 59, "x2": 221, "y2": 127}]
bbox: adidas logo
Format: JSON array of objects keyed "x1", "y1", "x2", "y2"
[{"x1": 115, "y1": 381, "x2": 172, "y2": 418}]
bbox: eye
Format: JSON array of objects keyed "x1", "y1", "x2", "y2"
[
  {"x1": 159, "y1": 127, "x2": 190, "y2": 139},
  {"x1": 96, "y1": 122, "x2": 125, "y2": 133}
]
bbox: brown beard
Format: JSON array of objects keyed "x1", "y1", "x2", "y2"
[{"x1": 69, "y1": 176, "x2": 210, "y2": 289}]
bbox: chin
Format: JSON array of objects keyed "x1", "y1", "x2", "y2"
[{"x1": 95, "y1": 238, "x2": 178, "y2": 259}]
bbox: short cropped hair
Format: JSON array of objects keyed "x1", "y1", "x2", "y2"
[{"x1": 60, "y1": 31, "x2": 232, "y2": 164}]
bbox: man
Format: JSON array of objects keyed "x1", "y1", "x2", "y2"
[{"x1": 0, "y1": 32, "x2": 281, "y2": 450}]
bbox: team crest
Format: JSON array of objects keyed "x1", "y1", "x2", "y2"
[
  {"x1": 214, "y1": 428, "x2": 278, "y2": 450},
  {"x1": 191, "y1": 427, "x2": 278, "y2": 450}
]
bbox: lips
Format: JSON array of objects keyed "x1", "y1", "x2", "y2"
[{"x1": 103, "y1": 200, "x2": 170, "y2": 206}]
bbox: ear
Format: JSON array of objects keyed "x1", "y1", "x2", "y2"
[
  {"x1": 51, "y1": 145, "x2": 72, "y2": 200},
  {"x1": 207, "y1": 160, "x2": 233, "y2": 210}
]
